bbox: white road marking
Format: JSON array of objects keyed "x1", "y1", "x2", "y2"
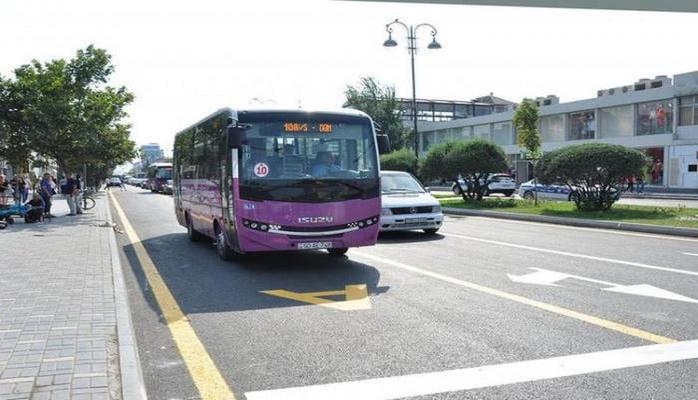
[
  {"x1": 442, "y1": 232, "x2": 698, "y2": 277},
  {"x1": 245, "y1": 339, "x2": 698, "y2": 400},
  {"x1": 446, "y1": 215, "x2": 698, "y2": 243},
  {"x1": 683, "y1": 252, "x2": 698, "y2": 257},
  {"x1": 509, "y1": 267, "x2": 698, "y2": 304}
]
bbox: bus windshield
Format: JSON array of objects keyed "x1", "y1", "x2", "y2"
[{"x1": 238, "y1": 113, "x2": 379, "y2": 202}]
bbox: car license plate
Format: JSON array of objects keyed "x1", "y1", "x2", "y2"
[
  {"x1": 297, "y1": 241, "x2": 333, "y2": 250},
  {"x1": 405, "y1": 218, "x2": 427, "y2": 224}
]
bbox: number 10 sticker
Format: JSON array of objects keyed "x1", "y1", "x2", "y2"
[{"x1": 254, "y1": 162, "x2": 270, "y2": 177}]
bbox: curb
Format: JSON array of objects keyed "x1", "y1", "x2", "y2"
[
  {"x1": 443, "y1": 207, "x2": 698, "y2": 238},
  {"x1": 105, "y1": 193, "x2": 148, "y2": 400}
]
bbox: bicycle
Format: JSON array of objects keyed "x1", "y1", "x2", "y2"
[{"x1": 81, "y1": 189, "x2": 96, "y2": 210}]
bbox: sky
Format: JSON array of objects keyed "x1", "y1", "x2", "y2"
[{"x1": 1, "y1": 0, "x2": 696, "y2": 158}]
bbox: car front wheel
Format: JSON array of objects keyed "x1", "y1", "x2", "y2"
[{"x1": 523, "y1": 191, "x2": 535, "y2": 200}]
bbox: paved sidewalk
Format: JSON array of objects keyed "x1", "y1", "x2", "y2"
[{"x1": 0, "y1": 194, "x2": 141, "y2": 399}]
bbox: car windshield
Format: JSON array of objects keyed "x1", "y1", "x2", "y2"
[{"x1": 381, "y1": 173, "x2": 425, "y2": 194}]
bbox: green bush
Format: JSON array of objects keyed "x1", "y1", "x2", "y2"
[
  {"x1": 379, "y1": 148, "x2": 418, "y2": 175},
  {"x1": 421, "y1": 139, "x2": 508, "y2": 200},
  {"x1": 419, "y1": 141, "x2": 457, "y2": 182},
  {"x1": 536, "y1": 143, "x2": 648, "y2": 211}
]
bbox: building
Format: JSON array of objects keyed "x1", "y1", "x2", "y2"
[
  {"x1": 397, "y1": 94, "x2": 516, "y2": 122},
  {"x1": 140, "y1": 143, "x2": 164, "y2": 168},
  {"x1": 417, "y1": 71, "x2": 698, "y2": 190}
]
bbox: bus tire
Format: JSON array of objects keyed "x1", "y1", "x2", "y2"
[
  {"x1": 215, "y1": 224, "x2": 238, "y2": 261},
  {"x1": 327, "y1": 248, "x2": 348, "y2": 256},
  {"x1": 186, "y1": 215, "x2": 204, "y2": 242}
]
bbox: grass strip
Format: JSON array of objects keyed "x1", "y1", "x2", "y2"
[{"x1": 440, "y1": 198, "x2": 698, "y2": 229}]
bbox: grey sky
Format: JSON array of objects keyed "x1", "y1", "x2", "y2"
[{"x1": 1, "y1": 0, "x2": 695, "y2": 156}]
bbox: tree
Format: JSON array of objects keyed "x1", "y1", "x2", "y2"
[
  {"x1": 0, "y1": 76, "x2": 33, "y2": 172},
  {"x1": 513, "y1": 99, "x2": 542, "y2": 204},
  {"x1": 9, "y1": 45, "x2": 136, "y2": 174},
  {"x1": 421, "y1": 140, "x2": 508, "y2": 201},
  {"x1": 344, "y1": 76, "x2": 410, "y2": 150},
  {"x1": 379, "y1": 148, "x2": 418, "y2": 176},
  {"x1": 536, "y1": 143, "x2": 648, "y2": 211},
  {"x1": 513, "y1": 99, "x2": 541, "y2": 160}
]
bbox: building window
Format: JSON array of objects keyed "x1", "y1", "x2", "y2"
[
  {"x1": 679, "y1": 96, "x2": 698, "y2": 126},
  {"x1": 473, "y1": 124, "x2": 490, "y2": 140},
  {"x1": 637, "y1": 100, "x2": 673, "y2": 135},
  {"x1": 568, "y1": 111, "x2": 596, "y2": 140},
  {"x1": 599, "y1": 105, "x2": 633, "y2": 138},
  {"x1": 492, "y1": 122, "x2": 513, "y2": 145},
  {"x1": 540, "y1": 114, "x2": 565, "y2": 142}
]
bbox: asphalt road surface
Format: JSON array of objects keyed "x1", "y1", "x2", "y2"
[{"x1": 110, "y1": 187, "x2": 698, "y2": 400}]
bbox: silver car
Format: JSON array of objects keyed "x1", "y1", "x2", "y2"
[{"x1": 380, "y1": 171, "x2": 444, "y2": 234}]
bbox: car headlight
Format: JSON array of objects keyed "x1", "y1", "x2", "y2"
[
  {"x1": 432, "y1": 205, "x2": 441, "y2": 213},
  {"x1": 381, "y1": 208, "x2": 392, "y2": 216}
]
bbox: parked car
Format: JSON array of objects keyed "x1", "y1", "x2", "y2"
[
  {"x1": 519, "y1": 180, "x2": 621, "y2": 202},
  {"x1": 380, "y1": 171, "x2": 443, "y2": 234},
  {"x1": 106, "y1": 176, "x2": 123, "y2": 187},
  {"x1": 163, "y1": 179, "x2": 173, "y2": 195},
  {"x1": 518, "y1": 180, "x2": 580, "y2": 201},
  {"x1": 451, "y1": 174, "x2": 516, "y2": 197}
]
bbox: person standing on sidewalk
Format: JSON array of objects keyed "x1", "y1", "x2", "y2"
[
  {"x1": 0, "y1": 174, "x2": 11, "y2": 206},
  {"x1": 39, "y1": 173, "x2": 55, "y2": 217},
  {"x1": 63, "y1": 174, "x2": 80, "y2": 216}
]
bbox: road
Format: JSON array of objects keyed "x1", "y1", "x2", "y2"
[{"x1": 110, "y1": 187, "x2": 698, "y2": 400}]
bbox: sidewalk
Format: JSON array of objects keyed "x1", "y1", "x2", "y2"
[{"x1": 0, "y1": 194, "x2": 143, "y2": 399}]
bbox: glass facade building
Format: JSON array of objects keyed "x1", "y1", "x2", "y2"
[{"x1": 415, "y1": 70, "x2": 698, "y2": 189}]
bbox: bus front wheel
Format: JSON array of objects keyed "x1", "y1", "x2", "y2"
[
  {"x1": 215, "y1": 225, "x2": 238, "y2": 261},
  {"x1": 327, "y1": 248, "x2": 348, "y2": 256}
]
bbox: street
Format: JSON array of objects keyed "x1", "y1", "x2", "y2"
[{"x1": 110, "y1": 187, "x2": 698, "y2": 400}]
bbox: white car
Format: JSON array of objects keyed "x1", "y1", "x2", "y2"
[
  {"x1": 380, "y1": 171, "x2": 443, "y2": 234},
  {"x1": 518, "y1": 179, "x2": 576, "y2": 201},
  {"x1": 452, "y1": 174, "x2": 516, "y2": 197}
]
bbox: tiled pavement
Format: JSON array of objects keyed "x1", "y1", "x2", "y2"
[{"x1": 0, "y1": 195, "x2": 126, "y2": 399}]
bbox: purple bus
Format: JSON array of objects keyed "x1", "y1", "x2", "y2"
[
  {"x1": 146, "y1": 162, "x2": 173, "y2": 193},
  {"x1": 173, "y1": 108, "x2": 387, "y2": 260}
]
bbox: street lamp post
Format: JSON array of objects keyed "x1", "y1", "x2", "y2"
[{"x1": 383, "y1": 19, "x2": 442, "y2": 159}]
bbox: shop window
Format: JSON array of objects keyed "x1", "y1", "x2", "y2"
[
  {"x1": 645, "y1": 147, "x2": 664, "y2": 185},
  {"x1": 492, "y1": 122, "x2": 513, "y2": 145},
  {"x1": 568, "y1": 111, "x2": 595, "y2": 140},
  {"x1": 679, "y1": 96, "x2": 698, "y2": 126},
  {"x1": 540, "y1": 115, "x2": 565, "y2": 142},
  {"x1": 473, "y1": 124, "x2": 490, "y2": 140},
  {"x1": 637, "y1": 100, "x2": 673, "y2": 135},
  {"x1": 599, "y1": 105, "x2": 633, "y2": 138}
]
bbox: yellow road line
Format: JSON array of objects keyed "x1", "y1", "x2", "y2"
[
  {"x1": 353, "y1": 252, "x2": 677, "y2": 344},
  {"x1": 109, "y1": 192, "x2": 235, "y2": 400}
]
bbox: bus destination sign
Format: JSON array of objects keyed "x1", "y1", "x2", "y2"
[{"x1": 283, "y1": 122, "x2": 333, "y2": 133}]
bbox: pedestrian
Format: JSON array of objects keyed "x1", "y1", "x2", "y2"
[
  {"x1": 39, "y1": 173, "x2": 55, "y2": 217},
  {"x1": 62, "y1": 174, "x2": 81, "y2": 216},
  {"x1": 626, "y1": 176, "x2": 635, "y2": 193},
  {"x1": 20, "y1": 174, "x2": 30, "y2": 203},
  {"x1": 0, "y1": 174, "x2": 11, "y2": 206},
  {"x1": 24, "y1": 193, "x2": 45, "y2": 223},
  {"x1": 10, "y1": 175, "x2": 21, "y2": 204},
  {"x1": 637, "y1": 175, "x2": 645, "y2": 194}
]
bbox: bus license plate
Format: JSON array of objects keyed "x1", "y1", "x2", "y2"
[{"x1": 298, "y1": 241, "x2": 333, "y2": 250}]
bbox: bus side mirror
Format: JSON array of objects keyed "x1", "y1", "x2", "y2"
[
  {"x1": 377, "y1": 134, "x2": 391, "y2": 154},
  {"x1": 227, "y1": 126, "x2": 247, "y2": 148}
]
